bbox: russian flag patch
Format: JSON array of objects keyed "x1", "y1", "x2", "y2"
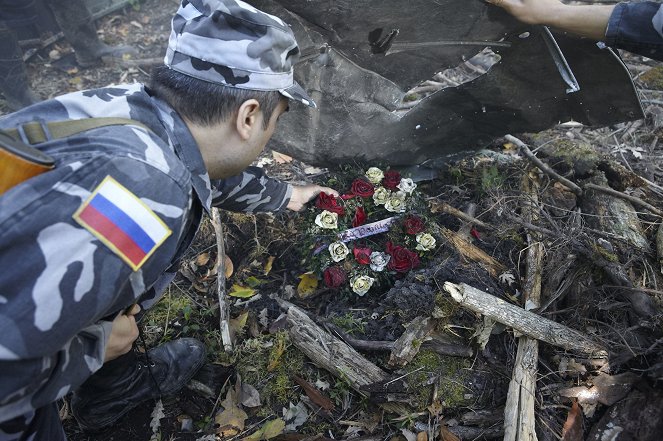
[{"x1": 73, "y1": 176, "x2": 172, "y2": 271}]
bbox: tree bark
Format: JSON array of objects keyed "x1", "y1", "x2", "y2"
[{"x1": 443, "y1": 282, "x2": 607, "y2": 357}]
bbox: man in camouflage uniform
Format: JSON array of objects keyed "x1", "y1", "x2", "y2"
[{"x1": 0, "y1": 0, "x2": 335, "y2": 439}]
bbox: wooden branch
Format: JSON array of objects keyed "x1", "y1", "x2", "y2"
[
  {"x1": 505, "y1": 135, "x2": 583, "y2": 196},
  {"x1": 281, "y1": 301, "x2": 389, "y2": 394},
  {"x1": 504, "y1": 173, "x2": 543, "y2": 441},
  {"x1": 443, "y1": 282, "x2": 608, "y2": 357},
  {"x1": 584, "y1": 183, "x2": 663, "y2": 218},
  {"x1": 658, "y1": 222, "x2": 663, "y2": 274},
  {"x1": 441, "y1": 227, "x2": 506, "y2": 277},
  {"x1": 388, "y1": 317, "x2": 436, "y2": 367},
  {"x1": 431, "y1": 201, "x2": 491, "y2": 230},
  {"x1": 211, "y1": 208, "x2": 233, "y2": 353},
  {"x1": 505, "y1": 214, "x2": 657, "y2": 318},
  {"x1": 326, "y1": 323, "x2": 473, "y2": 357}
]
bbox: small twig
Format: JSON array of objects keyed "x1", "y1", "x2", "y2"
[
  {"x1": 584, "y1": 183, "x2": 663, "y2": 218},
  {"x1": 212, "y1": 208, "x2": 233, "y2": 353},
  {"x1": 505, "y1": 134, "x2": 583, "y2": 196}
]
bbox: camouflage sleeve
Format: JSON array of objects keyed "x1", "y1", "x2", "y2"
[
  {"x1": 605, "y1": 2, "x2": 663, "y2": 61},
  {"x1": 210, "y1": 166, "x2": 293, "y2": 213},
  {"x1": 0, "y1": 141, "x2": 191, "y2": 421}
]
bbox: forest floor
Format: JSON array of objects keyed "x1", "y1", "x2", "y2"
[{"x1": 2, "y1": 0, "x2": 662, "y2": 440}]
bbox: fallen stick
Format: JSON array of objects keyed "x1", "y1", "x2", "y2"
[
  {"x1": 388, "y1": 317, "x2": 436, "y2": 367},
  {"x1": 431, "y1": 201, "x2": 491, "y2": 230},
  {"x1": 504, "y1": 173, "x2": 543, "y2": 441},
  {"x1": 443, "y1": 282, "x2": 608, "y2": 357},
  {"x1": 326, "y1": 323, "x2": 473, "y2": 357},
  {"x1": 505, "y1": 134, "x2": 583, "y2": 196},
  {"x1": 441, "y1": 228, "x2": 506, "y2": 278},
  {"x1": 279, "y1": 300, "x2": 389, "y2": 394},
  {"x1": 211, "y1": 208, "x2": 233, "y2": 353},
  {"x1": 584, "y1": 183, "x2": 663, "y2": 218}
]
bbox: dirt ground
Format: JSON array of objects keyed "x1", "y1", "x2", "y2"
[{"x1": 3, "y1": 1, "x2": 663, "y2": 440}]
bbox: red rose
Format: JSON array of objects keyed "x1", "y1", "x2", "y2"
[
  {"x1": 323, "y1": 266, "x2": 347, "y2": 288},
  {"x1": 386, "y1": 242, "x2": 420, "y2": 273},
  {"x1": 403, "y1": 215, "x2": 425, "y2": 235},
  {"x1": 382, "y1": 170, "x2": 401, "y2": 190},
  {"x1": 352, "y1": 206, "x2": 367, "y2": 227},
  {"x1": 353, "y1": 246, "x2": 372, "y2": 265},
  {"x1": 316, "y1": 192, "x2": 345, "y2": 216},
  {"x1": 350, "y1": 178, "x2": 375, "y2": 198}
]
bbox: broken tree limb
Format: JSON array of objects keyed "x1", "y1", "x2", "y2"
[
  {"x1": 388, "y1": 317, "x2": 436, "y2": 367},
  {"x1": 212, "y1": 208, "x2": 233, "y2": 353},
  {"x1": 431, "y1": 201, "x2": 491, "y2": 230},
  {"x1": 280, "y1": 300, "x2": 389, "y2": 394},
  {"x1": 504, "y1": 214, "x2": 657, "y2": 319},
  {"x1": 657, "y1": 222, "x2": 663, "y2": 274},
  {"x1": 441, "y1": 228, "x2": 506, "y2": 278},
  {"x1": 505, "y1": 135, "x2": 583, "y2": 196},
  {"x1": 326, "y1": 323, "x2": 473, "y2": 357},
  {"x1": 443, "y1": 282, "x2": 608, "y2": 357},
  {"x1": 584, "y1": 183, "x2": 663, "y2": 218},
  {"x1": 504, "y1": 173, "x2": 543, "y2": 441}
]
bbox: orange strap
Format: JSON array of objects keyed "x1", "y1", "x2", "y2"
[{"x1": 0, "y1": 146, "x2": 53, "y2": 195}]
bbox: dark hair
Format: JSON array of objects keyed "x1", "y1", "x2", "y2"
[{"x1": 149, "y1": 66, "x2": 283, "y2": 129}]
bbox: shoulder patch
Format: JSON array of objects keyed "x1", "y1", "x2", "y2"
[{"x1": 73, "y1": 176, "x2": 172, "y2": 271}]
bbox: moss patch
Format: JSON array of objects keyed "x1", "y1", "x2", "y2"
[
  {"x1": 406, "y1": 350, "x2": 472, "y2": 409},
  {"x1": 640, "y1": 66, "x2": 663, "y2": 89}
]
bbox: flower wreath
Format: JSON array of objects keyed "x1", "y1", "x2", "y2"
[{"x1": 304, "y1": 167, "x2": 439, "y2": 296}]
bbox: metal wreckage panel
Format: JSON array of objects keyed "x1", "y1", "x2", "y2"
[{"x1": 251, "y1": 0, "x2": 643, "y2": 167}]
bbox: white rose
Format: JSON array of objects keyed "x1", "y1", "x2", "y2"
[
  {"x1": 365, "y1": 167, "x2": 384, "y2": 185},
  {"x1": 415, "y1": 233, "x2": 436, "y2": 251},
  {"x1": 397, "y1": 178, "x2": 417, "y2": 194},
  {"x1": 369, "y1": 251, "x2": 391, "y2": 272},
  {"x1": 351, "y1": 275, "x2": 375, "y2": 296},
  {"x1": 372, "y1": 186, "x2": 390, "y2": 205},
  {"x1": 328, "y1": 241, "x2": 350, "y2": 262},
  {"x1": 385, "y1": 195, "x2": 407, "y2": 213},
  {"x1": 315, "y1": 210, "x2": 338, "y2": 229}
]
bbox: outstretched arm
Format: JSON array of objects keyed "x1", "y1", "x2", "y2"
[{"x1": 486, "y1": 0, "x2": 615, "y2": 40}]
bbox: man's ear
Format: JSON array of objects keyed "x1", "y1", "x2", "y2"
[{"x1": 235, "y1": 99, "x2": 262, "y2": 141}]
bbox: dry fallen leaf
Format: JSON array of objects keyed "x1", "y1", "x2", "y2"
[
  {"x1": 229, "y1": 284, "x2": 257, "y2": 299},
  {"x1": 293, "y1": 375, "x2": 335, "y2": 412},
  {"x1": 229, "y1": 311, "x2": 249, "y2": 338},
  {"x1": 416, "y1": 432, "x2": 428, "y2": 441},
  {"x1": 240, "y1": 382, "x2": 262, "y2": 408},
  {"x1": 440, "y1": 426, "x2": 460, "y2": 441},
  {"x1": 242, "y1": 418, "x2": 285, "y2": 441},
  {"x1": 215, "y1": 389, "x2": 247, "y2": 437},
  {"x1": 196, "y1": 252, "x2": 210, "y2": 266},
  {"x1": 561, "y1": 400, "x2": 583, "y2": 441},
  {"x1": 297, "y1": 272, "x2": 319, "y2": 297},
  {"x1": 272, "y1": 151, "x2": 293, "y2": 164},
  {"x1": 264, "y1": 256, "x2": 275, "y2": 275}
]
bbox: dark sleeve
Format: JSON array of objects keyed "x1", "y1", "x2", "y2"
[
  {"x1": 604, "y1": 1, "x2": 663, "y2": 61},
  {"x1": 210, "y1": 166, "x2": 293, "y2": 213}
]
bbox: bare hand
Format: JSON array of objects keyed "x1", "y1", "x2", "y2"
[
  {"x1": 485, "y1": 0, "x2": 614, "y2": 41},
  {"x1": 287, "y1": 184, "x2": 339, "y2": 211},
  {"x1": 104, "y1": 304, "x2": 140, "y2": 362}
]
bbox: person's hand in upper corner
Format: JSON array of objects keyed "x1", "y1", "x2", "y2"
[
  {"x1": 485, "y1": 0, "x2": 616, "y2": 41},
  {"x1": 287, "y1": 184, "x2": 339, "y2": 211}
]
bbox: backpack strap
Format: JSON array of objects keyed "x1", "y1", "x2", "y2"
[
  {"x1": 0, "y1": 117, "x2": 152, "y2": 195},
  {"x1": 3, "y1": 117, "x2": 151, "y2": 145}
]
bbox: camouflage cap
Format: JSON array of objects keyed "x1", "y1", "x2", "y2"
[{"x1": 165, "y1": 0, "x2": 316, "y2": 108}]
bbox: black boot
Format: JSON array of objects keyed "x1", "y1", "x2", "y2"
[
  {"x1": 46, "y1": 0, "x2": 137, "y2": 68},
  {"x1": 0, "y1": 25, "x2": 40, "y2": 111},
  {"x1": 70, "y1": 338, "x2": 206, "y2": 432}
]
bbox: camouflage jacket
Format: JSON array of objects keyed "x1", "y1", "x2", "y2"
[
  {"x1": 606, "y1": 1, "x2": 663, "y2": 61},
  {"x1": 0, "y1": 84, "x2": 292, "y2": 423}
]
